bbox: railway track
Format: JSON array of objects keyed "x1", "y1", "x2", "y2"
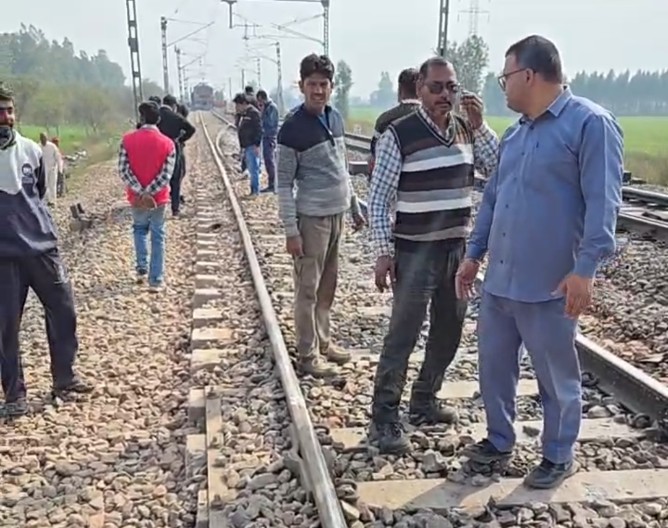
[
  {"x1": 343, "y1": 131, "x2": 668, "y2": 242},
  {"x1": 199, "y1": 110, "x2": 668, "y2": 527}
]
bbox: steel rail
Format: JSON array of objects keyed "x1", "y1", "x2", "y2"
[
  {"x1": 344, "y1": 131, "x2": 668, "y2": 204},
  {"x1": 472, "y1": 271, "x2": 668, "y2": 423},
  {"x1": 211, "y1": 107, "x2": 668, "y2": 419},
  {"x1": 342, "y1": 130, "x2": 668, "y2": 237},
  {"x1": 199, "y1": 113, "x2": 348, "y2": 528},
  {"x1": 208, "y1": 110, "x2": 668, "y2": 510},
  {"x1": 622, "y1": 186, "x2": 668, "y2": 208}
]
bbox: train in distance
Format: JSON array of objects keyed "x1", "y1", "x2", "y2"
[{"x1": 190, "y1": 82, "x2": 224, "y2": 111}]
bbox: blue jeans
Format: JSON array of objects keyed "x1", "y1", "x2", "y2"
[
  {"x1": 132, "y1": 205, "x2": 167, "y2": 286},
  {"x1": 244, "y1": 146, "x2": 261, "y2": 195},
  {"x1": 477, "y1": 291, "x2": 581, "y2": 464}
]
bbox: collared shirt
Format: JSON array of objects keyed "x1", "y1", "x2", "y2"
[
  {"x1": 117, "y1": 125, "x2": 176, "y2": 196},
  {"x1": 466, "y1": 87, "x2": 624, "y2": 303},
  {"x1": 369, "y1": 106, "x2": 500, "y2": 257}
]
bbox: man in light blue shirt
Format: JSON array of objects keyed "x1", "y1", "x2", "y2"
[{"x1": 455, "y1": 35, "x2": 624, "y2": 489}]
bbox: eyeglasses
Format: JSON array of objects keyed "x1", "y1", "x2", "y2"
[
  {"x1": 425, "y1": 81, "x2": 461, "y2": 95},
  {"x1": 497, "y1": 68, "x2": 528, "y2": 90}
]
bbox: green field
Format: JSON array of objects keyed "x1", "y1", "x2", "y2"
[
  {"x1": 17, "y1": 124, "x2": 97, "y2": 154},
  {"x1": 349, "y1": 108, "x2": 668, "y2": 185},
  {"x1": 15, "y1": 123, "x2": 124, "y2": 183}
]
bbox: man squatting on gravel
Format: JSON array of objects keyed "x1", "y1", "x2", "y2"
[
  {"x1": 0, "y1": 84, "x2": 93, "y2": 417},
  {"x1": 277, "y1": 53, "x2": 367, "y2": 378},
  {"x1": 118, "y1": 101, "x2": 177, "y2": 292},
  {"x1": 455, "y1": 35, "x2": 624, "y2": 489},
  {"x1": 368, "y1": 56, "x2": 500, "y2": 454}
]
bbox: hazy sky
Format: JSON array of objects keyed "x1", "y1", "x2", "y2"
[{"x1": 5, "y1": 0, "x2": 668, "y2": 98}]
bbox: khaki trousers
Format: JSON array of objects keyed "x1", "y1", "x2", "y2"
[{"x1": 293, "y1": 213, "x2": 344, "y2": 359}]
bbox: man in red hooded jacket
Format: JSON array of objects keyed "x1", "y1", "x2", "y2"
[{"x1": 118, "y1": 101, "x2": 176, "y2": 292}]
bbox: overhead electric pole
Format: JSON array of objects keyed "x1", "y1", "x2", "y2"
[
  {"x1": 437, "y1": 0, "x2": 451, "y2": 57},
  {"x1": 125, "y1": 0, "x2": 144, "y2": 118},
  {"x1": 175, "y1": 47, "x2": 184, "y2": 101},
  {"x1": 275, "y1": 42, "x2": 284, "y2": 115},
  {"x1": 160, "y1": 17, "x2": 214, "y2": 98},
  {"x1": 160, "y1": 17, "x2": 169, "y2": 92},
  {"x1": 322, "y1": 0, "x2": 330, "y2": 56},
  {"x1": 459, "y1": 0, "x2": 489, "y2": 37}
]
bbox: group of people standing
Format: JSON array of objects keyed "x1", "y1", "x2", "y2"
[
  {"x1": 233, "y1": 85, "x2": 279, "y2": 196},
  {"x1": 278, "y1": 35, "x2": 624, "y2": 492},
  {"x1": 0, "y1": 86, "x2": 196, "y2": 417}
]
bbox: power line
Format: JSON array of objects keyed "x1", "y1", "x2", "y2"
[{"x1": 221, "y1": 0, "x2": 330, "y2": 55}]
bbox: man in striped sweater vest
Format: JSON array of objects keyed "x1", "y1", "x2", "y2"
[{"x1": 368, "y1": 56, "x2": 500, "y2": 454}]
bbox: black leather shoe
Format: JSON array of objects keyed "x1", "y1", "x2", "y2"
[{"x1": 524, "y1": 458, "x2": 579, "y2": 489}]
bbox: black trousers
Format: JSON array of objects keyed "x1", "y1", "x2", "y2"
[
  {"x1": 371, "y1": 240, "x2": 467, "y2": 422},
  {"x1": 180, "y1": 148, "x2": 187, "y2": 179},
  {"x1": 170, "y1": 144, "x2": 184, "y2": 215},
  {"x1": 0, "y1": 249, "x2": 78, "y2": 402}
]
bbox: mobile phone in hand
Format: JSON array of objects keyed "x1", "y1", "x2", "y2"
[{"x1": 459, "y1": 90, "x2": 478, "y2": 120}]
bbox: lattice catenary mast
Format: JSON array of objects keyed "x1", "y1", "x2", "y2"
[
  {"x1": 459, "y1": 0, "x2": 490, "y2": 37},
  {"x1": 437, "y1": 0, "x2": 451, "y2": 57},
  {"x1": 125, "y1": 0, "x2": 144, "y2": 119}
]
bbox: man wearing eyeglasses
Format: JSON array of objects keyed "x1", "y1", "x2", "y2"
[
  {"x1": 456, "y1": 35, "x2": 624, "y2": 489},
  {"x1": 367, "y1": 56, "x2": 499, "y2": 454}
]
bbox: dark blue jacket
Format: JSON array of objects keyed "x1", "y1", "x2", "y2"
[{"x1": 0, "y1": 132, "x2": 58, "y2": 257}]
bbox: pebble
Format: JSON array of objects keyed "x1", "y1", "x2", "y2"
[{"x1": 0, "y1": 146, "x2": 203, "y2": 527}]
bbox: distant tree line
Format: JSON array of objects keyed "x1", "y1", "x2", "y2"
[
  {"x1": 363, "y1": 36, "x2": 490, "y2": 111},
  {"x1": 347, "y1": 33, "x2": 668, "y2": 119},
  {"x1": 483, "y1": 69, "x2": 668, "y2": 117},
  {"x1": 0, "y1": 24, "x2": 163, "y2": 134}
]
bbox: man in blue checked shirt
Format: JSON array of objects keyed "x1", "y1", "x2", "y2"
[
  {"x1": 456, "y1": 35, "x2": 624, "y2": 489},
  {"x1": 367, "y1": 56, "x2": 500, "y2": 454}
]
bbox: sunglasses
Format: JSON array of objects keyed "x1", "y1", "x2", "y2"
[{"x1": 424, "y1": 81, "x2": 461, "y2": 95}]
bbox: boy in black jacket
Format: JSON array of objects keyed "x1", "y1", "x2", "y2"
[{"x1": 233, "y1": 93, "x2": 263, "y2": 196}]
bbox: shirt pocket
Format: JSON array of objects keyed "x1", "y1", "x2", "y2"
[{"x1": 526, "y1": 139, "x2": 578, "y2": 190}]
